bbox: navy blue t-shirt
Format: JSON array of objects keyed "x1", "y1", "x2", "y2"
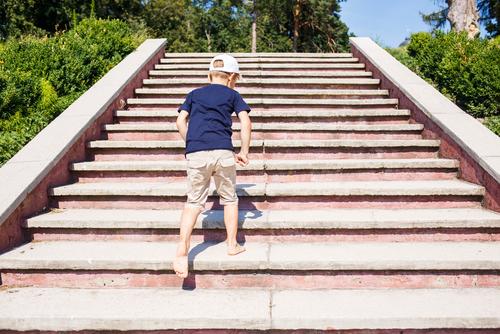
[{"x1": 178, "y1": 84, "x2": 251, "y2": 154}]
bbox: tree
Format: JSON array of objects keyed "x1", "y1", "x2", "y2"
[
  {"x1": 448, "y1": 0, "x2": 480, "y2": 38},
  {"x1": 256, "y1": 0, "x2": 350, "y2": 52},
  {"x1": 479, "y1": 0, "x2": 499, "y2": 36},
  {"x1": 422, "y1": 0, "x2": 499, "y2": 37},
  {"x1": 0, "y1": 0, "x2": 146, "y2": 40},
  {"x1": 251, "y1": 0, "x2": 257, "y2": 53}
]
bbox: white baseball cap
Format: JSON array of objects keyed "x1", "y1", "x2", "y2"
[{"x1": 209, "y1": 54, "x2": 241, "y2": 76}]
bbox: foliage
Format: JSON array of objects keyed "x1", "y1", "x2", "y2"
[
  {"x1": 388, "y1": 31, "x2": 500, "y2": 135},
  {"x1": 393, "y1": 31, "x2": 499, "y2": 118},
  {"x1": 0, "y1": 0, "x2": 145, "y2": 39},
  {"x1": 254, "y1": 0, "x2": 350, "y2": 52},
  {"x1": 484, "y1": 116, "x2": 500, "y2": 135},
  {"x1": 0, "y1": 0, "x2": 351, "y2": 53},
  {"x1": 0, "y1": 18, "x2": 147, "y2": 165}
]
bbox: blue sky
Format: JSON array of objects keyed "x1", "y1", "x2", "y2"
[{"x1": 339, "y1": 0, "x2": 486, "y2": 47}]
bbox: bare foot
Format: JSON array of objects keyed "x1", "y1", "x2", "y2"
[
  {"x1": 227, "y1": 243, "x2": 246, "y2": 256},
  {"x1": 173, "y1": 255, "x2": 188, "y2": 278}
]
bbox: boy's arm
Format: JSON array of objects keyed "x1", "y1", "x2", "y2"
[
  {"x1": 235, "y1": 111, "x2": 251, "y2": 166},
  {"x1": 176, "y1": 110, "x2": 189, "y2": 141}
]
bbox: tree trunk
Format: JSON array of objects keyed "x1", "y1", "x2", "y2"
[
  {"x1": 447, "y1": 0, "x2": 480, "y2": 38},
  {"x1": 293, "y1": 0, "x2": 302, "y2": 52},
  {"x1": 205, "y1": 29, "x2": 211, "y2": 52},
  {"x1": 251, "y1": 0, "x2": 257, "y2": 53}
]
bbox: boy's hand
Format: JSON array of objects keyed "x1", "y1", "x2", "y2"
[{"x1": 235, "y1": 152, "x2": 249, "y2": 167}]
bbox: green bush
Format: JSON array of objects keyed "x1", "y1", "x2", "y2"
[
  {"x1": 391, "y1": 31, "x2": 499, "y2": 120},
  {"x1": 484, "y1": 116, "x2": 500, "y2": 136},
  {"x1": 0, "y1": 18, "x2": 149, "y2": 166}
]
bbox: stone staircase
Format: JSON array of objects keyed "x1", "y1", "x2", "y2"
[{"x1": 1, "y1": 52, "x2": 500, "y2": 332}]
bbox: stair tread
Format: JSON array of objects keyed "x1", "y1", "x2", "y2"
[
  {"x1": 104, "y1": 122, "x2": 421, "y2": 132},
  {"x1": 126, "y1": 97, "x2": 398, "y2": 105},
  {"x1": 143, "y1": 78, "x2": 380, "y2": 85},
  {"x1": 1, "y1": 240, "x2": 500, "y2": 270},
  {"x1": 87, "y1": 139, "x2": 262, "y2": 148},
  {"x1": 156, "y1": 63, "x2": 366, "y2": 69},
  {"x1": 135, "y1": 87, "x2": 389, "y2": 95},
  {"x1": 25, "y1": 208, "x2": 500, "y2": 229},
  {"x1": 115, "y1": 108, "x2": 410, "y2": 117},
  {"x1": 163, "y1": 52, "x2": 354, "y2": 58},
  {"x1": 160, "y1": 57, "x2": 360, "y2": 63},
  {"x1": 70, "y1": 158, "x2": 458, "y2": 171},
  {"x1": 149, "y1": 70, "x2": 373, "y2": 77},
  {"x1": 87, "y1": 139, "x2": 440, "y2": 149},
  {"x1": 1, "y1": 287, "x2": 498, "y2": 330},
  {"x1": 49, "y1": 180, "x2": 484, "y2": 197}
]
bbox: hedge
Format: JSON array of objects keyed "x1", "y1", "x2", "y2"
[
  {"x1": 388, "y1": 31, "x2": 500, "y2": 136},
  {"x1": 0, "y1": 18, "x2": 148, "y2": 165}
]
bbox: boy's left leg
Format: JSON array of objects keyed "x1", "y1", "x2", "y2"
[
  {"x1": 173, "y1": 206, "x2": 202, "y2": 278},
  {"x1": 174, "y1": 152, "x2": 212, "y2": 278}
]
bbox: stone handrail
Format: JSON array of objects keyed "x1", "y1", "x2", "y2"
[{"x1": 350, "y1": 37, "x2": 500, "y2": 210}]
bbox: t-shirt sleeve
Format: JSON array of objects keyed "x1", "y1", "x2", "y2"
[
  {"x1": 178, "y1": 91, "x2": 193, "y2": 113},
  {"x1": 233, "y1": 92, "x2": 251, "y2": 115}
]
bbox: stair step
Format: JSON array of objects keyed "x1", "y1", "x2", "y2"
[
  {"x1": 2, "y1": 287, "x2": 498, "y2": 331},
  {"x1": 25, "y1": 208, "x2": 500, "y2": 230},
  {"x1": 163, "y1": 52, "x2": 354, "y2": 58},
  {"x1": 264, "y1": 139, "x2": 440, "y2": 148},
  {"x1": 1, "y1": 240, "x2": 499, "y2": 271},
  {"x1": 156, "y1": 63, "x2": 366, "y2": 70},
  {"x1": 104, "y1": 123, "x2": 420, "y2": 132},
  {"x1": 70, "y1": 158, "x2": 458, "y2": 172},
  {"x1": 115, "y1": 108, "x2": 410, "y2": 118},
  {"x1": 87, "y1": 139, "x2": 440, "y2": 149},
  {"x1": 127, "y1": 97, "x2": 398, "y2": 106},
  {"x1": 87, "y1": 139, "x2": 260, "y2": 149},
  {"x1": 143, "y1": 78, "x2": 380, "y2": 86},
  {"x1": 160, "y1": 57, "x2": 360, "y2": 64},
  {"x1": 0, "y1": 287, "x2": 269, "y2": 331},
  {"x1": 135, "y1": 87, "x2": 389, "y2": 96},
  {"x1": 49, "y1": 180, "x2": 484, "y2": 197},
  {"x1": 149, "y1": 70, "x2": 373, "y2": 77}
]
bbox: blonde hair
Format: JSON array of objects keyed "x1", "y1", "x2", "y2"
[{"x1": 208, "y1": 59, "x2": 240, "y2": 82}]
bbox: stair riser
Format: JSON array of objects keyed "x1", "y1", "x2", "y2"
[
  {"x1": 29, "y1": 228, "x2": 500, "y2": 243},
  {"x1": 3, "y1": 270, "x2": 500, "y2": 289},
  {"x1": 116, "y1": 116, "x2": 411, "y2": 124},
  {"x1": 52, "y1": 195, "x2": 482, "y2": 210},
  {"x1": 73, "y1": 169, "x2": 457, "y2": 183},
  {"x1": 263, "y1": 149, "x2": 439, "y2": 160},
  {"x1": 90, "y1": 149, "x2": 438, "y2": 161},
  {"x1": 105, "y1": 131, "x2": 422, "y2": 141}
]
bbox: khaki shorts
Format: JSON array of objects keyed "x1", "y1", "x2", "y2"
[{"x1": 185, "y1": 149, "x2": 238, "y2": 210}]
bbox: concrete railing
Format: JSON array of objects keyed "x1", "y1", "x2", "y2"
[
  {"x1": 0, "y1": 39, "x2": 167, "y2": 253},
  {"x1": 350, "y1": 37, "x2": 500, "y2": 211}
]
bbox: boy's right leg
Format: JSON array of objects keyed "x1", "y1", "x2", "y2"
[
  {"x1": 223, "y1": 203, "x2": 246, "y2": 255},
  {"x1": 213, "y1": 150, "x2": 246, "y2": 256}
]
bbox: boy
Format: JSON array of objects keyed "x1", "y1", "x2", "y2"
[{"x1": 173, "y1": 54, "x2": 252, "y2": 278}]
